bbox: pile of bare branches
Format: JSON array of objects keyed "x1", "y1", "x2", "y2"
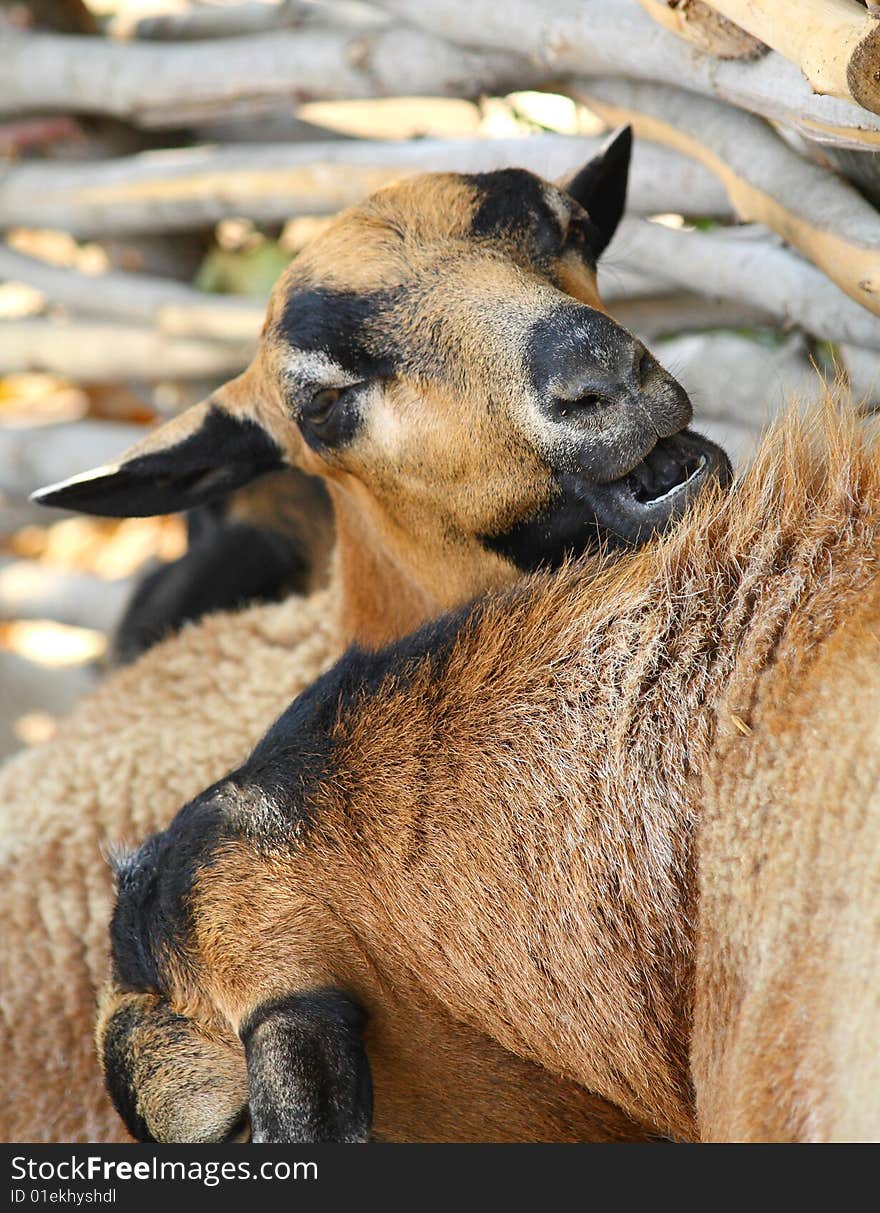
[
  {"x1": 1, "y1": 0, "x2": 879, "y2": 754},
  {"x1": 1, "y1": 0, "x2": 880, "y2": 456}
]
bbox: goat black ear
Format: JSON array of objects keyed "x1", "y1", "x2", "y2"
[
  {"x1": 559, "y1": 125, "x2": 633, "y2": 258},
  {"x1": 31, "y1": 397, "x2": 283, "y2": 518},
  {"x1": 241, "y1": 989, "x2": 373, "y2": 1144}
]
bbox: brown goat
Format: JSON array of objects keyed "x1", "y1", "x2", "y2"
[
  {"x1": 3, "y1": 135, "x2": 726, "y2": 1142},
  {"x1": 100, "y1": 401, "x2": 880, "y2": 1143},
  {"x1": 36, "y1": 129, "x2": 725, "y2": 649}
]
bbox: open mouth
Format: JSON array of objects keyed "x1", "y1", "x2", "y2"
[
  {"x1": 627, "y1": 436, "x2": 712, "y2": 506},
  {"x1": 481, "y1": 428, "x2": 732, "y2": 572},
  {"x1": 585, "y1": 429, "x2": 732, "y2": 544}
]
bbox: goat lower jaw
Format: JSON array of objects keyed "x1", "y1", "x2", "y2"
[
  {"x1": 583, "y1": 429, "x2": 732, "y2": 546},
  {"x1": 480, "y1": 430, "x2": 731, "y2": 571}
]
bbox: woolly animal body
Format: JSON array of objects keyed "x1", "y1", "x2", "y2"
[
  {"x1": 3, "y1": 137, "x2": 727, "y2": 1142},
  {"x1": 102, "y1": 404, "x2": 880, "y2": 1143},
  {"x1": 0, "y1": 591, "x2": 338, "y2": 1141}
]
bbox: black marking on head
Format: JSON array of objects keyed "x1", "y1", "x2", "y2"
[
  {"x1": 279, "y1": 287, "x2": 401, "y2": 383},
  {"x1": 110, "y1": 796, "x2": 229, "y2": 993},
  {"x1": 101, "y1": 998, "x2": 158, "y2": 1143},
  {"x1": 228, "y1": 602, "x2": 481, "y2": 845},
  {"x1": 32, "y1": 408, "x2": 284, "y2": 518},
  {"x1": 481, "y1": 473, "x2": 607, "y2": 572},
  {"x1": 470, "y1": 168, "x2": 566, "y2": 262},
  {"x1": 279, "y1": 287, "x2": 406, "y2": 452},
  {"x1": 240, "y1": 989, "x2": 372, "y2": 1143}
]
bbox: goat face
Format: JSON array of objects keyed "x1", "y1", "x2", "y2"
[{"x1": 35, "y1": 131, "x2": 729, "y2": 608}]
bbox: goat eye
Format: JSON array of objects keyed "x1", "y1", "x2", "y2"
[
  {"x1": 297, "y1": 382, "x2": 366, "y2": 450},
  {"x1": 304, "y1": 387, "x2": 344, "y2": 426}
]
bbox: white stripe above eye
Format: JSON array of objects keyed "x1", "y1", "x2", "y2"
[{"x1": 283, "y1": 349, "x2": 361, "y2": 388}]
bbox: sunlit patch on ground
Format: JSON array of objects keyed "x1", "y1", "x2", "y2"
[
  {"x1": 0, "y1": 374, "x2": 89, "y2": 426},
  {"x1": 0, "y1": 620, "x2": 108, "y2": 668},
  {"x1": 8, "y1": 515, "x2": 186, "y2": 578},
  {"x1": 13, "y1": 710, "x2": 57, "y2": 745}
]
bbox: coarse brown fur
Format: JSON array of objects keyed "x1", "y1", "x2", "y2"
[
  {"x1": 2, "y1": 144, "x2": 706, "y2": 1143},
  {"x1": 103, "y1": 399, "x2": 880, "y2": 1142},
  {"x1": 0, "y1": 588, "x2": 649, "y2": 1144}
]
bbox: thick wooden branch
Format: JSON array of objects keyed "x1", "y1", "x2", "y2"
[
  {"x1": 0, "y1": 420, "x2": 140, "y2": 498},
  {"x1": 571, "y1": 78, "x2": 880, "y2": 316},
  {"x1": 127, "y1": 0, "x2": 310, "y2": 41},
  {"x1": 0, "y1": 135, "x2": 731, "y2": 238},
  {"x1": 0, "y1": 318, "x2": 254, "y2": 380},
  {"x1": 0, "y1": 246, "x2": 263, "y2": 341},
  {"x1": 0, "y1": 495, "x2": 69, "y2": 535},
  {"x1": 598, "y1": 268, "x2": 677, "y2": 302},
  {"x1": 0, "y1": 26, "x2": 541, "y2": 127},
  {"x1": 0, "y1": 559, "x2": 131, "y2": 632},
  {"x1": 637, "y1": 1, "x2": 767, "y2": 59},
  {"x1": 610, "y1": 292, "x2": 774, "y2": 341},
  {"x1": 841, "y1": 342, "x2": 880, "y2": 405},
  {"x1": 373, "y1": 0, "x2": 880, "y2": 149},
  {"x1": 609, "y1": 218, "x2": 880, "y2": 349},
  {"x1": 703, "y1": 0, "x2": 880, "y2": 116},
  {"x1": 655, "y1": 331, "x2": 822, "y2": 423}
]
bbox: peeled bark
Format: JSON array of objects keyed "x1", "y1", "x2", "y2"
[
  {"x1": 842, "y1": 342, "x2": 880, "y2": 405},
  {"x1": 654, "y1": 331, "x2": 824, "y2": 425},
  {"x1": 126, "y1": 0, "x2": 310, "y2": 41},
  {"x1": 0, "y1": 246, "x2": 263, "y2": 341},
  {"x1": 609, "y1": 219, "x2": 880, "y2": 349},
  {"x1": 0, "y1": 135, "x2": 731, "y2": 238},
  {"x1": 571, "y1": 78, "x2": 880, "y2": 316},
  {"x1": 0, "y1": 26, "x2": 541, "y2": 127},
  {"x1": 373, "y1": 0, "x2": 880, "y2": 149},
  {"x1": 637, "y1": 0, "x2": 767, "y2": 59},
  {"x1": 611, "y1": 292, "x2": 774, "y2": 341},
  {"x1": 0, "y1": 318, "x2": 253, "y2": 380},
  {"x1": 0, "y1": 560, "x2": 131, "y2": 632},
  {"x1": 704, "y1": 0, "x2": 880, "y2": 116},
  {"x1": 0, "y1": 420, "x2": 140, "y2": 498}
]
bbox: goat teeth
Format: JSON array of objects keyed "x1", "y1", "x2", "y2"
[{"x1": 644, "y1": 454, "x2": 708, "y2": 505}]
